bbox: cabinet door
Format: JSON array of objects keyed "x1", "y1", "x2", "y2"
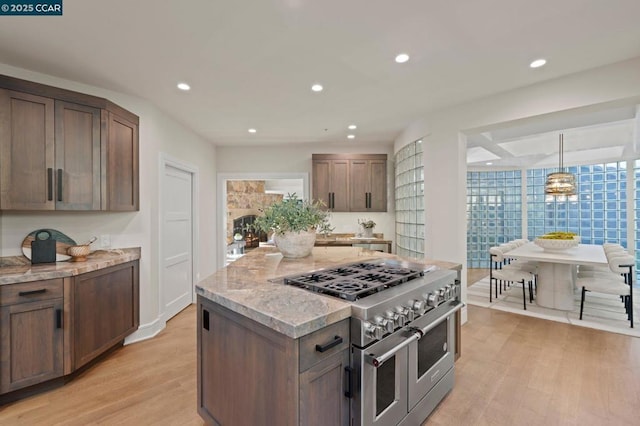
[
  {"x1": 312, "y1": 159, "x2": 349, "y2": 212},
  {"x1": 349, "y1": 159, "x2": 370, "y2": 211},
  {"x1": 330, "y1": 160, "x2": 350, "y2": 212},
  {"x1": 55, "y1": 101, "x2": 101, "y2": 210},
  {"x1": 72, "y1": 261, "x2": 139, "y2": 369},
  {"x1": 103, "y1": 111, "x2": 139, "y2": 211},
  {"x1": 312, "y1": 159, "x2": 331, "y2": 209},
  {"x1": 299, "y1": 349, "x2": 350, "y2": 426},
  {"x1": 0, "y1": 89, "x2": 55, "y2": 210},
  {"x1": 368, "y1": 159, "x2": 387, "y2": 212},
  {"x1": 0, "y1": 298, "x2": 64, "y2": 393}
]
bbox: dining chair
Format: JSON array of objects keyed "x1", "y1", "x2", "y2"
[
  {"x1": 576, "y1": 254, "x2": 634, "y2": 328},
  {"x1": 489, "y1": 246, "x2": 535, "y2": 309}
]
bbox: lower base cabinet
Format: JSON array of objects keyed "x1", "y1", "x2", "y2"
[
  {"x1": 0, "y1": 261, "x2": 139, "y2": 398},
  {"x1": 197, "y1": 296, "x2": 351, "y2": 426},
  {"x1": 71, "y1": 261, "x2": 139, "y2": 369},
  {"x1": 0, "y1": 295, "x2": 64, "y2": 393}
]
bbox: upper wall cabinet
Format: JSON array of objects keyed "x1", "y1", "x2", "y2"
[
  {"x1": 0, "y1": 75, "x2": 139, "y2": 211},
  {"x1": 312, "y1": 154, "x2": 387, "y2": 212}
]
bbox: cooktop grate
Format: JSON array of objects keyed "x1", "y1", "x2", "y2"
[{"x1": 281, "y1": 261, "x2": 425, "y2": 301}]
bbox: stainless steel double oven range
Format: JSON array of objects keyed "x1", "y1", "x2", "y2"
[{"x1": 279, "y1": 259, "x2": 463, "y2": 426}]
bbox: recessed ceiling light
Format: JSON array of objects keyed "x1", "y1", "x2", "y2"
[
  {"x1": 486, "y1": 162, "x2": 493, "y2": 165},
  {"x1": 348, "y1": 124, "x2": 357, "y2": 130},
  {"x1": 248, "y1": 128, "x2": 257, "y2": 133},
  {"x1": 395, "y1": 53, "x2": 410, "y2": 64},
  {"x1": 347, "y1": 134, "x2": 355, "y2": 139},
  {"x1": 311, "y1": 84, "x2": 323, "y2": 92},
  {"x1": 177, "y1": 82, "x2": 191, "y2": 91},
  {"x1": 529, "y1": 59, "x2": 547, "y2": 68}
]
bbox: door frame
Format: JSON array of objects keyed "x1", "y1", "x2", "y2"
[
  {"x1": 159, "y1": 153, "x2": 199, "y2": 323},
  {"x1": 217, "y1": 172, "x2": 309, "y2": 269}
]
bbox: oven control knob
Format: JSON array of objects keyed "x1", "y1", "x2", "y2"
[
  {"x1": 410, "y1": 299, "x2": 426, "y2": 316},
  {"x1": 442, "y1": 286, "x2": 451, "y2": 300},
  {"x1": 426, "y1": 292, "x2": 438, "y2": 307},
  {"x1": 446, "y1": 284, "x2": 456, "y2": 299},
  {"x1": 363, "y1": 321, "x2": 384, "y2": 340},
  {"x1": 394, "y1": 306, "x2": 409, "y2": 326},
  {"x1": 384, "y1": 310, "x2": 400, "y2": 329},
  {"x1": 374, "y1": 315, "x2": 394, "y2": 334},
  {"x1": 439, "y1": 288, "x2": 448, "y2": 301}
]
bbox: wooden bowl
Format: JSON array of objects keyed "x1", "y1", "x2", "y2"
[{"x1": 67, "y1": 245, "x2": 91, "y2": 261}]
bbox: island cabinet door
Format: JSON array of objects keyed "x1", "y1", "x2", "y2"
[
  {"x1": 197, "y1": 297, "x2": 299, "y2": 426},
  {"x1": 299, "y1": 349, "x2": 350, "y2": 426}
]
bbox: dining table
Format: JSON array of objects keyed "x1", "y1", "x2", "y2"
[{"x1": 505, "y1": 242, "x2": 608, "y2": 310}]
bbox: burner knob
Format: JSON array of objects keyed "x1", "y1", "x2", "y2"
[
  {"x1": 442, "y1": 287, "x2": 451, "y2": 300},
  {"x1": 374, "y1": 315, "x2": 394, "y2": 335},
  {"x1": 363, "y1": 321, "x2": 384, "y2": 340},
  {"x1": 385, "y1": 310, "x2": 401, "y2": 329},
  {"x1": 394, "y1": 306, "x2": 409, "y2": 326},
  {"x1": 439, "y1": 288, "x2": 447, "y2": 301},
  {"x1": 426, "y1": 292, "x2": 438, "y2": 307},
  {"x1": 410, "y1": 299, "x2": 426, "y2": 316}
]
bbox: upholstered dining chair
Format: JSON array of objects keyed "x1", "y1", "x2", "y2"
[
  {"x1": 489, "y1": 246, "x2": 535, "y2": 309},
  {"x1": 576, "y1": 254, "x2": 634, "y2": 328}
]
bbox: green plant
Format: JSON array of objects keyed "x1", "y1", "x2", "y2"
[
  {"x1": 252, "y1": 193, "x2": 329, "y2": 236},
  {"x1": 358, "y1": 218, "x2": 376, "y2": 229}
]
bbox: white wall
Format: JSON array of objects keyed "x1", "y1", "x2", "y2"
[
  {"x1": 216, "y1": 142, "x2": 396, "y2": 251},
  {"x1": 0, "y1": 63, "x2": 218, "y2": 342},
  {"x1": 394, "y1": 57, "x2": 640, "y2": 322}
]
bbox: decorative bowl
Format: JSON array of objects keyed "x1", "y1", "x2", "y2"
[
  {"x1": 67, "y1": 245, "x2": 91, "y2": 261},
  {"x1": 534, "y1": 238, "x2": 579, "y2": 252}
]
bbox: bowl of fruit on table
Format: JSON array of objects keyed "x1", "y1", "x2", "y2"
[{"x1": 534, "y1": 232, "x2": 580, "y2": 251}]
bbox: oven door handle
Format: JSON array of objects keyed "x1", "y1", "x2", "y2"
[
  {"x1": 418, "y1": 302, "x2": 464, "y2": 336},
  {"x1": 366, "y1": 302, "x2": 465, "y2": 368}
]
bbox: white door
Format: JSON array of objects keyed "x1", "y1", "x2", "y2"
[{"x1": 162, "y1": 164, "x2": 193, "y2": 321}]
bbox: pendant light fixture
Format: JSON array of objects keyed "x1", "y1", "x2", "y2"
[{"x1": 544, "y1": 133, "x2": 577, "y2": 201}]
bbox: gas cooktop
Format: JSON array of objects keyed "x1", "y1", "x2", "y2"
[{"x1": 277, "y1": 259, "x2": 427, "y2": 301}]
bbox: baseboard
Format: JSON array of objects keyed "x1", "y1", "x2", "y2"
[{"x1": 124, "y1": 316, "x2": 166, "y2": 345}]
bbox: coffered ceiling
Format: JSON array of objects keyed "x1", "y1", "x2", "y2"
[{"x1": 0, "y1": 0, "x2": 639, "y2": 147}]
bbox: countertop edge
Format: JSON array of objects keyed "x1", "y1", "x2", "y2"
[{"x1": 0, "y1": 248, "x2": 141, "y2": 285}]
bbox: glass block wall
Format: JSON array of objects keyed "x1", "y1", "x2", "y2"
[
  {"x1": 467, "y1": 171, "x2": 522, "y2": 268},
  {"x1": 634, "y1": 160, "x2": 640, "y2": 272},
  {"x1": 527, "y1": 162, "x2": 627, "y2": 247},
  {"x1": 395, "y1": 140, "x2": 424, "y2": 259}
]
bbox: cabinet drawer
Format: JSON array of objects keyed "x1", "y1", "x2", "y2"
[
  {"x1": 0, "y1": 278, "x2": 64, "y2": 306},
  {"x1": 299, "y1": 319, "x2": 350, "y2": 372}
]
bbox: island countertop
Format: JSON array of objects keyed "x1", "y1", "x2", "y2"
[
  {"x1": 0, "y1": 247, "x2": 141, "y2": 285},
  {"x1": 196, "y1": 246, "x2": 461, "y2": 339}
]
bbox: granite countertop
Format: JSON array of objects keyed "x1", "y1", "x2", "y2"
[
  {"x1": 0, "y1": 247, "x2": 141, "y2": 285},
  {"x1": 196, "y1": 246, "x2": 461, "y2": 339}
]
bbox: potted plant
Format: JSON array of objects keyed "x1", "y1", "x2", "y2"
[
  {"x1": 252, "y1": 193, "x2": 329, "y2": 258},
  {"x1": 358, "y1": 218, "x2": 376, "y2": 238}
]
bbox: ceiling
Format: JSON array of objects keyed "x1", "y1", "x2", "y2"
[{"x1": 1, "y1": 0, "x2": 640, "y2": 148}]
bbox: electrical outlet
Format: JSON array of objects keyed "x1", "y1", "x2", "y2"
[{"x1": 100, "y1": 234, "x2": 111, "y2": 248}]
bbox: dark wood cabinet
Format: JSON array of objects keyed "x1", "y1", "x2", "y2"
[
  {"x1": 312, "y1": 154, "x2": 387, "y2": 212},
  {"x1": 102, "y1": 111, "x2": 139, "y2": 211},
  {"x1": 71, "y1": 261, "x2": 139, "y2": 370},
  {"x1": 299, "y1": 348, "x2": 350, "y2": 426},
  {"x1": 0, "y1": 74, "x2": 139, "y2": 212},
  {"x1": 312, "y1": 157, "x2": 349, "y2": 211},
  {"x1": 55, "y1": 101, "x2": 101, "y2": 210},
  {"x1": 198, "y1": 297, "x2": 351, "y2": 426},
  {"x1": 0, "y1": 89, "x2": 55, "y2": 210},
  {"x1": 349, "y1": 158, "x2": 387, "y2": 212},
  {"x1": 0, "y1": 279, "x2": 64, "y2": 393}
]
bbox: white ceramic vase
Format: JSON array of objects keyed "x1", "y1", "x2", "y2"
[
  {"x1": 361, "y1": 227, "x2": 374, "y2": 238},
  {"x1": 274, "y1": 230, "x2": 317, "y2": 258}
]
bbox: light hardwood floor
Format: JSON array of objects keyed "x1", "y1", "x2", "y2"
[{"x1": 1, "y1": 298, "x2": 639, "y2": 425}]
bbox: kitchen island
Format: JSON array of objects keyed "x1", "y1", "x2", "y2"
[{"x1": 196, "y1": 246, "x2": 461, "y2": 426}]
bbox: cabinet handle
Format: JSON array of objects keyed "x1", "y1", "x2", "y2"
[
  {"x1": 47, "y1": 168, "x2": 53, "y2": 201},
  {"x1": 331, "y1": 192, "x2": 335, "y2": 209},
  {"x1": 18, "y1": 288, "x2": 47, "y2": 296},
  {"x1": 315, "y1": 335, "x2": 343, "y2": 353},
  {"x1": 203, "y1": 309, "x2": 210, "y2": 331},
  {"x1": 328, "y1": 192, "x2": 332, "y2": 209},
  {"x1": 56, "y1": 309, "x2": 63, "y2": 329},
  {"x1": 57, "y1": 169, "x2": 63, "y2": 202},
  {"x1": 344, "y1": 366, "x2": 354, "y2": 398}
]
